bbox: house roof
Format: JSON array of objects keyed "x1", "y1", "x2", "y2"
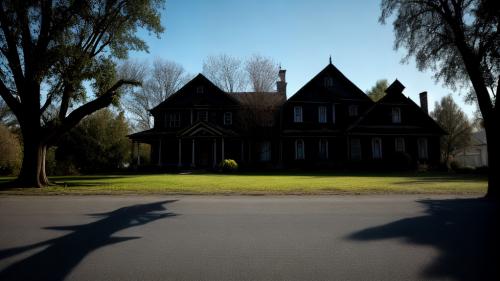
[{"x1": 287, "y1": 62, "x2": 373, "y2": 103}]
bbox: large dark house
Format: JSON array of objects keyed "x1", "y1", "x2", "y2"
[{"x1": 129, "y1": 61, "x2": 445, "y2": 170}]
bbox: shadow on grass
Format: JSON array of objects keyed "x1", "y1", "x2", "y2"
[
  {"x1": 0, "y1": 200, "x2": 177, "y2": 281},
  {"x1": 347, "y1": 198, "x2": 499, "y2": 280}
]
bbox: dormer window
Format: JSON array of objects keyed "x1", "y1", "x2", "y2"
[
  {"x1": 196, "y1": 86, "x2": 204, "y2": 94},
  {"x1": 197, "y1": 111, "x2": 208, "y2": 122},
  {"x1": 294, "y1": 106, "x2": 303, "y2": 123},
  {"x1": 318, "y1": 106, "x2": 327, "y2": 123},
  {"x1": 392, "y1": 107, "x2": 401, "y2": 123},
  {"x1": 349, "y1": 105, "x2": 358, "y2": 117},
  {"x1": 324, "y1": 77, "x2": 333, "y2": 88},
  {"x1": 224, "y1": 112, "x2": 232, "y2": 125}
]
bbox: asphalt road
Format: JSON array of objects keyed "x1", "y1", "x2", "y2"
[{"x1": 0, "y1": 195, "x2": 497, "y2": 281}]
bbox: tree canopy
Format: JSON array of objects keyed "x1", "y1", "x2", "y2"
[
  {"x1": 431, "y1": 95, "x2": 473, "y2": 166},
  {"x1": 0, "y1": 0, "x2": 165, "y2": 187},
  {"x1": 366, "y1": 79, "x2": 389, "y2": 102},
  {"x1": 380, "y1": 0, "x2": 499, "y2": 198}
]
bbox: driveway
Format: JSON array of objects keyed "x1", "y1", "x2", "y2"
[{"x1": 0, "y1": 195, "x2": 497, "y2": 281}]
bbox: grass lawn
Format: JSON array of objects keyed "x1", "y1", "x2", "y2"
[{"x1": 0, "y1": 172, "x2": 487, "y2": 195}]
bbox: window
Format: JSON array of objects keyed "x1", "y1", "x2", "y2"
[
  {"x1": 197, "y1": 111, "x2": 208, "y2": 122},
  {"x1": 196, "y1": 86, "x2": 204, "y2": 94},
  {"x1": 169, "y1": 112, "x2": 181, "y2": 128},
  {"x1": 372, "y1": 137, "x2": 382, "y2": 159},
  {"x1": 295, "y1": 139, "x2": 305, "y2": 160},
  {"x1": 318, "y1": 106, "x2": 327, "y2": 123},
  {"x1": 294, "y1": 106, "x2": 303, "y2": 123},
  {"x1": 318, "y1": 139, "x2": 328, "y2": 160},
  {"x1": 259, "y1": 141, "x2": 271, "y2": 162},
  {"x1": 418, "y1": 138, "x2": 428, "y2": 159},
  {"x1": 224, "y1": 112, "x2": 232, "y2": 125},
  {"x1": 332, "y1": 104, "x2": 336, "y2": 124},
  {"x1": 395, "y1": 137, "x2": 405, "y2": 152},
  {"x1": 324, "y1": 77, "x2": 333, "y2": 88},
  {"x1": 349, "y1": 105, "x2": 358, "y2": 117},
  {"x1": 392, "y1": 107, "x2": 401, "y2": 123},
  {"x1": 350, "y1": 138, "x2": 362, "y2": 161}
]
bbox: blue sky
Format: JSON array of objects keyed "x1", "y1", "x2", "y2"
[{"x1": 129, "y1": 0, "x2": 475, "y2": 117}]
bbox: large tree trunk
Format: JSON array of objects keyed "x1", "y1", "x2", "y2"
[
  {"x1": 17, "y1": 128, "x2": 49, "y2": 188},
  {"x1": 485, "y1": 111, "x2": 499, "y2": 200}
]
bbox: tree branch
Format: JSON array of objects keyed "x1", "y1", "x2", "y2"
[
  {"x1": 0, "y1": 78, "x2": 21, "y2": 117},
  {"x1": 46, "y1": 79, "x2": 140, "y2": 143}
]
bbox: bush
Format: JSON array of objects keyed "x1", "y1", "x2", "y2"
[
  {"x1": 0, "y1": 124, "x2": 21, "y2": 175},
  {"x1": 219, "y1": 159, "x2": 238, "y2": 172},
  {"x1": 450, "y1": 160, "x2": 462, "y2": 171}
]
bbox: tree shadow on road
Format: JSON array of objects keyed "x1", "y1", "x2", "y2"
[
  {"x1": 347, "y1": 198, "x2": 499, "y2": 281},
  {"x1": 0, "y1": 200, "x2": 177, "y2": 281}
]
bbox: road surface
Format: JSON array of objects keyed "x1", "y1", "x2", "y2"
[{"x1": 0, "y1": 195, "x2": 497, "y2": 281}]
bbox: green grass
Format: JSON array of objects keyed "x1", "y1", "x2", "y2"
[{"x1": 0, "y1": 172, "x2": 487, "y2": 195}]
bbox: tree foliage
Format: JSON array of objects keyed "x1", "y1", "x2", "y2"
[
  {"x1": 431, "y1": 95, "x2": 472, "y2": 165},
  {"x1": 0, "y1": 124, "x2": 21, "y2": 175},
  {"x1": 380, "y1": 0, "x2": 499, "y2": 198},
  {"x1": 119, "y1": 58, "x2": 190, "y2": 131},
  {"x1": 0, "y1": 0, "x2": 165, "y2": 187},
  {"x1": 366, "y1": 79, "x2": 389, "y2": 102},
  {"x1": 53, "y1": 109, "x2": 131, "y2": 174},
  {"x1": 245, "y1": 54, "x2": 279, "y2": 92},
  {"x1": 202, "y1": 54, "x2": 246, "y2": 93}
]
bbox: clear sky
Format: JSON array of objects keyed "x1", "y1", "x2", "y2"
[{"x1": 129, "y1": 0, "x2": 475, "y2": 117}]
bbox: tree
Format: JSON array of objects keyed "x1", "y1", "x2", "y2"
[
  {"x1": 53, "y1": 109, "x2": 131, "y2": 174},
  {"x1": 121, "y1": 58, "x2": 189, "y2": 131},
  {"x1": 0, "y1": 0, "x2": 165, "y2": 187},
  {"x1": 0, "y1": 124, "x2": 21, "y2": 175},
  {"x1": 245, "y1": 54, "x2": 279, "y2": 92},
  {"x1": 380, "y1": 0, "x2": 500, "y2": 199},
  {"x1": 366, "y1": 79, "x2": 389, "y2": 102},
  {"x1": 202, "y1": 54, "x2": 247, "y2": 92},
  {"x1": 431, "y1": 95, "x2": 473, "y2": 167}
]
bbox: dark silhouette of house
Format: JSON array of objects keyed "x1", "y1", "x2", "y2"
[{"x1": 128, "y1": 61, "x2": 445, "y2": 169}]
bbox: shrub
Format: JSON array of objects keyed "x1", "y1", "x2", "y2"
[{"x1": 219, "y1": 159, "x2": 238, "y2": 172}]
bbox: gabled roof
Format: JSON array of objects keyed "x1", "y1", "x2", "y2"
[
  {"x1": 150, "y1": 74, "x2": 240, "y2": 113},
  {"x1": 348, "y1": 80, "x2": 446, "y2": 135},
  {"x1": 287, "y1": 63, "x2": 373, "y2": 103},
  {"x1": 177, "y1": 121, "x2": 239, "y2": 137}
]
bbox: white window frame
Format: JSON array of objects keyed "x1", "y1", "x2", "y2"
[
  {"x1": 259, "y1": 141, "x2": 271, "y2": 162},
  {"x1": 197, "y1": 111, "x2": 208, "y2": 122},
  {"x1": 395, "y1": 137, "x2": 405, "y2": 152},
  {"x1": 294, "y1": 106, "x2": 303, "y2": 123},
  {"x1": 332, "y1": 104, "x2": 336, "y2": 124},
  {"x1": 224, "y1": 112, "x2": 232, "y2": 125},
  {"x1": 295, "y1": 139, "x2": 305, "y2": 160},
  {"x1": 318, "y1": 139, "x2": 329, "y2": 160},
  {"x1": 350, "y1": 138, "x2": 362, "y2": 161},
  {"x1": 418, "y1": 138, "x2": 429, "y2": 159},
  {"x1": 349, "y1": 105, "x2": 358, "y2": 117},
  {"x1": 318, "y1": 106, "x2": 327, "y2": 123},
  {"x1": 392, "y1": 107, "x2": 401, "y2": 123},
  {"x1": 372, "y1": 137, "x2": 383, "y2": 159},
  {"x1": 169, "y1": 112, "x2": 181, "y2": 128}
]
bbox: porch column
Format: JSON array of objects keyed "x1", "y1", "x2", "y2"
[
  {"x1": 240, "y1": 140, "x2": 244, "y2": 162},
  {"x1": 136, "y1": 142, "x2": 141, "y2": 166},
  {"x1": 221, "y1": 138, "x2": 225, "y2": 160},
  {"x1": 178, "y1": 139, "x2": 182, "y2": 167},
  {"x1": 191, "y1": 139, "x2": 195, "y2": 167},
  {"x1": 158, "y1": 138, "x2": 162, "y2": 166},
  {"x1": 213, "y1": 138, "x2": 217, "y2": 167}
]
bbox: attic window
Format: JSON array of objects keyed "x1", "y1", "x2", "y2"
[
  {"x1": 324, "y1": 77, "x2": 333, "y2": 88},
  {"x1": 392, "y1": 107, "x2": 401, "y2": 123},
  {"x1": 348, "y1": 105, "x2": 358, "y2": 117},
  {"x1": 196, "y1": 86, "x2": 204, "y2": 94}
]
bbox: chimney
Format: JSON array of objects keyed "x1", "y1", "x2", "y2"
[
  {"x1": 277, "y1": 69, "x2": 287, "y2": 96},
  {"x1": 419, "y1": 91, "x2": 428, "y2": 114}
]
